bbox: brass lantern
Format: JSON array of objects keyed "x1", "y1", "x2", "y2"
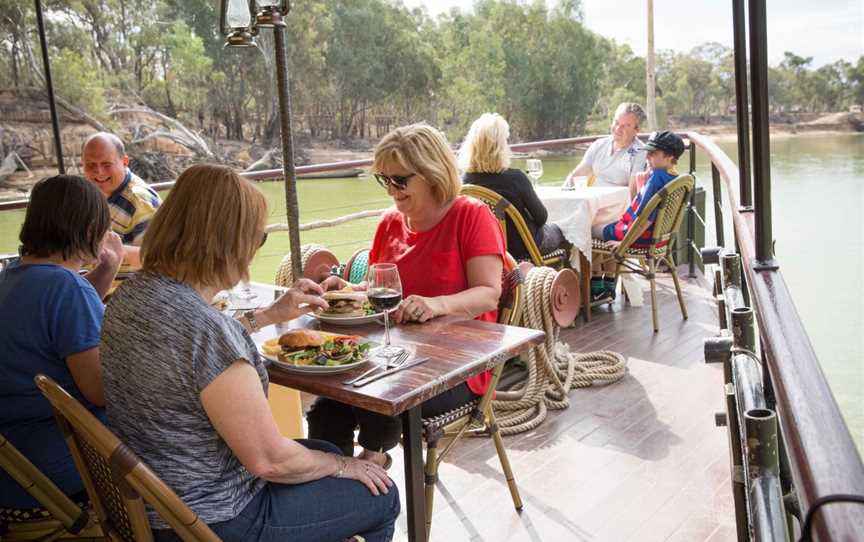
[
  {"x1": 255, "y1": 1, "x2": 290, "y2": 28},
  {"x1": 219, "y1": 0, "x2": 257, "y2": 48}
]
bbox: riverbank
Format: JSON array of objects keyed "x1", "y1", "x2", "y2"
[{"x1": 2, "y1": 114, "x2": 861, "y2": 202}]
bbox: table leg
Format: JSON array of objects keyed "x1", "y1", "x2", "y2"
[
  {"x1": 580, "y1": 252, "x2": 592, "y2": 322},
  {"x1": 402, "y1": 406, "x2": 427, "y2": 542}
]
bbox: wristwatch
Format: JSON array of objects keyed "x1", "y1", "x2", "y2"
[{"x1": 243, "y1": 310, "x2": 260, "y2": 333}]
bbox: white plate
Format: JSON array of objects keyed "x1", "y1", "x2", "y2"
[
  {"x1": 260, "y1": 349, "x2": 370, "y2": 374},
  {"x1": 310, "y1": 312, "x2": 384, "y2": 326}
]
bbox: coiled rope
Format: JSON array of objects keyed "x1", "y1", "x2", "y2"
[
  {"x1": 274, "y1": 244, "x2": 325, "y2": 286},
  {"x1": 491, "y1": 266, "x2": 628, "y2": 435}
]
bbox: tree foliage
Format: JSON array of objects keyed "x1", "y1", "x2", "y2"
[{"x1": 1, "y1": 0, "x2": 860, "y2": 147}]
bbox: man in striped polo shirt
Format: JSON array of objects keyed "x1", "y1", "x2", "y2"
[{"x1": 81, "y1": 133, "x2": 162, "y2": 267}]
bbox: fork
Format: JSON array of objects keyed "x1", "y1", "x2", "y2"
[{"x1": 343, "y1": 350, "x2": 409, "y2": 385}]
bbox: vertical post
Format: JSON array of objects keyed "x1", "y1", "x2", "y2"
[
  {"x1": 744, "y1": 409, "x2": 789, "y2": 541},
  {"x1": 731, "y1": 0, "x2": 752, "y2": 208},
  {"x1": 731, "y1": 307, "x2": 756, "y2": 353},
  {"x1": 272, "y1": 26, "x2": 303, "y2": 281},
  {"x1": 645, "y1": 0, "x2": 658, "y2": 131},
  {"x1": 747, "y1": 0, "x2": 777, "y2": 267},
  {"x1": 711, "y1": 164, "x2": 726, "y2": 247},
  {"x1": 687, "y1": 143, "x2": 697, "y2": 277},
  {"x1": 34, "y1": 0, "x2": 65, "y2": 174}
]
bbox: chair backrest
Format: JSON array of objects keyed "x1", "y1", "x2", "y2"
[
  {"x1": 34, "y1": 375, "x2": 220, "y2": 542},
  {"x1": 498, "y1": 252, "x2": 523, "y2": 327},
  {"x1": 616, "y1": 174, "x2": 695, "y2": 252},
  {"x1": 0, "y1": 433, "x2": 91, "y2": 533},
  {"x1": 460, "y1": 184, "x2": 549, "y2": 266}
]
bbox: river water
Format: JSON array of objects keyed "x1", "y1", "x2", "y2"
[{"x1": 1, "y1": 132, "x2": 861, "y2": 449}]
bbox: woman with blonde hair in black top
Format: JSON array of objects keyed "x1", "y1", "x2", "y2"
[{"x1": 458, "y1": 113, "x2": 564, "y2": 261}]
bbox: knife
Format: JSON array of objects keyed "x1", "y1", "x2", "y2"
[{"x1": 352, "y1": 357, "x2": 430, "y2": 388}]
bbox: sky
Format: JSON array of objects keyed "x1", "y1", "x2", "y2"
[{"x1": 402, "y1": 0, "x2": 863, "y2": 67}]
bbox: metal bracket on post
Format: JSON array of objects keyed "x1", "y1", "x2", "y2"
[
  {"x1": 752, "y1": 258, "x2": 779, "y2": 272},
  {"x1": 731, "y1": 307, "x2": 756, "y2": 353},
  {"x1": 705, "y1": 335, "x2": 733, "y2": 365},
  {"x1": 721, "y1": 253, "x2": 742, "y2": 290},
  {"x1": 701, "y1": 246, "x2": 723, "y2": 266}
]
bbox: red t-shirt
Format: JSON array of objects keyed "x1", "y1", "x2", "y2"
[{"x1": 369, "y1": 196, "x2": 506, "y2": 395}]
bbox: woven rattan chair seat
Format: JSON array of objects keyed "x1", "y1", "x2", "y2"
[
  {"x1": 591, "y1": 238, "x2": 668, "y2": 256},
  {"x1": 0, "y1": 495, "x2": 88, "y2": 525},
  {"x1": 0, "y1": 505, "x2": 53, "y2": 524},
  {"x1": 422, "y1": 399, "x2": 480, "y2": 432}
]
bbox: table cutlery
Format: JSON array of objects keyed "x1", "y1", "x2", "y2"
[
  {"x1": 352, "y1": 357, "x2": 429, "y2": 388},
  {"x1": 342, "y1": 350, "x2": 409, "y2": 385}
]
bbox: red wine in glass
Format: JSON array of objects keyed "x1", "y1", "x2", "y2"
[
  {"x1": 367, "y1": 263, "x2": 404, "y2": 358},
  {"x1": 367, "y1": 288, "x2": 402, "y2": 312}
]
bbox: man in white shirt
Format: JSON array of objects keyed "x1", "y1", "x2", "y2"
[{"x1": 563, "y1": 102, "x2": 647, "y2": 194}]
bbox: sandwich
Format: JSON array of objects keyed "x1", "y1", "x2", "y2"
[
  {"x1": 276, "y1": 329, "x2": 326, "y2": 364},
  {"x1": 268, "y1": 329, "x2": 370, "y2": 366},
  {"x1": 320, "y1": 290, "x2": 371, "y2": 318}
]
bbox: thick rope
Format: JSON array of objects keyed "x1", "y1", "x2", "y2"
[
  {"x1": 491, "y1": 266, "x2": 628, "y2": 435},
  {"x1": 274, "y1": 244, "x2": 324, "y2": 286}
]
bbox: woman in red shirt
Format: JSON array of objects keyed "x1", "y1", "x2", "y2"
[{"x1": 308, "y1": 123, "x2": 506, "y2": 468}]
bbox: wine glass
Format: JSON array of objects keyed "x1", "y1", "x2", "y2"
[
  {"x1": 526, "y1": 159, "x2": 543, "y2": 185},
  {"x1": 232, "y1": 279, "x2": 257, "y2": 302},
  {"x1": 366, "y1": 263, "x2": 404, "y2": 359}
]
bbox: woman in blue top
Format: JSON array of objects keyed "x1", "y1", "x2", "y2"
[{"x1": 0, "y1": 174, "x2": 122, "y2": 508}]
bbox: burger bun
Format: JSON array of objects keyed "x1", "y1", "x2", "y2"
[{"x1": 278, "y1": 329, "x2": 325, "y2": 348}]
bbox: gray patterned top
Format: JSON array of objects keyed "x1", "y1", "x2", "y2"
[{"x1": 101, "y1": 272, "x2": 267, "y2": 529}]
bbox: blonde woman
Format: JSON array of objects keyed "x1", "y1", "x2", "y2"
[
  {"x1": 311, "y1": 123, "x2": 506, "y2": 469},
  {"x1": 100, "y1": 164, "x2": 399, "y2": 542},
  {"x1": 459, "y1": 112, "x2": 564, "y2": 261}
]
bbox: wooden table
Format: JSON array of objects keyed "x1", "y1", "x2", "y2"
[
  {"x1": 246, "y1": 284, "x2": 545, "y2": 542},
  {"x1": 536, "y1": 186, "x2": 630, "y2": 321}
]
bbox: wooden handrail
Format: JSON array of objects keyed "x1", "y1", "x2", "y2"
[{"x1": 686, "y1": 131, "x2": 864, "y2": 540}]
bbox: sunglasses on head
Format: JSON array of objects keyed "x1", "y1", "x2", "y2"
[{"x1": 374, "y1": 173, "x2": 414, "y2": 191}]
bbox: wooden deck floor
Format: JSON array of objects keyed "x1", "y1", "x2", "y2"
[{"x1": 381, "y1": 270, "x2": 736, "y2": 541}]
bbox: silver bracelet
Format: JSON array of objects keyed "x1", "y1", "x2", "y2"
[{"x1": 333, "y1": 455, "x2": 348, "y2": 478}]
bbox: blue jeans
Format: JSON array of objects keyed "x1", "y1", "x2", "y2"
[{"x1": 153, "y1": 440, "x2": 399, "y2": 542}]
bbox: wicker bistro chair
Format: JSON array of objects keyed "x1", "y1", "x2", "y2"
[
  {"x1": 0, "y1": 434, "x2": 102, "y2": 541},
  {"x1": 591, "y1": 174, "x2": 695, "y2": 332},
  {"x1": 420, "y1": 253, "x2": 525, "y2": 538},
  {"x1": 460, "y1": 184, "x2": 569, "y2": 268},
  {"x1": 33, "y1": 375, "x2": 220, "y2": 542}
]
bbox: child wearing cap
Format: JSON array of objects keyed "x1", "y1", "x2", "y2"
[
  {"x1": 589, "y1": 130, "x2": 685, "y2": 301},
  {"x1": 593, "y1": 130, "x2": 685, "y2": 246}
]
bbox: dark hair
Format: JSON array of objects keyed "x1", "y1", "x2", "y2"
[{"x1": 19, "y1": 175, "x2": 111, "y2": 260}]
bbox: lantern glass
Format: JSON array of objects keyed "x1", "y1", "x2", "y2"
[{"x1": 226, "y1": 0, "x2": 251, "y2": 28}]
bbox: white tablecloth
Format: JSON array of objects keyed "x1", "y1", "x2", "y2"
[{"x1": 535, "y1": 186, "x2": 630, "y2": 267}]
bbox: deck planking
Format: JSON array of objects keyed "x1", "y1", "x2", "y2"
[{"x1": 300, "y1": 270, "x2": 735, "y2": 541}]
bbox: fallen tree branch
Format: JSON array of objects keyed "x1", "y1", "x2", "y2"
[
  {"x1": 0, "y1": 151, "x2": 31, "y2": 186},
  {"x1": 110, "y1": 107, "x2": 214, "y2": 158}
]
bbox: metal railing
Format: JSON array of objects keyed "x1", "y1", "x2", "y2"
[{"x1": 692, "y1": 129, "x2": 864, "y2": 540}]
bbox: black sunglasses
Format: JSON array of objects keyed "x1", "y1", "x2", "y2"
[
  {"x1": 260, "y1": 232, "x2": 269, "y2": 248},
  {"x1": 374, "y1": 173, "x2": 414, "y2": 191}
]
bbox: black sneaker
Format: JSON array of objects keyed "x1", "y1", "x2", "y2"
[{"x1": 591, "y1": 287, "x2": 616, "y2": 304}]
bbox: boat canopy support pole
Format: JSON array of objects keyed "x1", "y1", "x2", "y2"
[
  {"x1": 35, "y1": 0, "x2": 65, "y2": 174},
  {"x1": 731, "y1": 0, "x2": 752, "y2": 210},
  {"x1": 273, "y1": 22, "x2": 303, "y2": 280},
  {"x1": 746, "y1": 0, "x2": 777, "y2": 269}
]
